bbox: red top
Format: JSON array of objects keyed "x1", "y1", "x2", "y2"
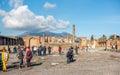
[
  {"x1": 58, "y1": 47, "x2": 62, "y2": 52},
  {"x1": 26, "y1": 50, "x2": 32, "y2": 60}
]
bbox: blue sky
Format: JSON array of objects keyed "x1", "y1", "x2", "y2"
[{"x1": 0, "y1": 0, "x2": 120, "y2": 39}]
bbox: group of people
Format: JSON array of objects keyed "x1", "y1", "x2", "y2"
[
  {"x1": 0, "y1": 45, "x2": 79, "y2": 72},
  {"x1": 36, "y1": 45, "x2": 52, "y2": 56},
  {"x1": 17, "y1": 46, "x2": 33, "y2": 69},
  {"x1": 66, "y1": 46, "x2": 79, "y2": 64},
  {"x1": 1, "y1": 46, "x2": 33, "y2": 72}
]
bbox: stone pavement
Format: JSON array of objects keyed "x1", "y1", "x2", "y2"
[{"x1": 0, "y1": 48, "x2": 120, "y2": 75}]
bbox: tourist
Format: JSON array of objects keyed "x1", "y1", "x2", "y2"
[
  {"x1": 32, "y1": 46, "x2": 35, "y2": 55},
  {"x1": 75, "y1": 45, "x2": 78, "y2": 54},
  {"x1": 70, "y1": 46, "x2": 74, "y2": 52},
  {"x1": 22, "y1": 46, "x2": 26, "y2": 55},
  {"x1": 48, "y1": 46, "x2": 51, "y2": 55},
  {"x1": 85, "y1": 45, "x2": 89, "y2": 52},
  {"x1": 66, "y1": 48, "x2": 74, "y2": 63},
  {"x1": 38, "y1": 45, "x2": 43, "y2": 56},
  {"x1": 115, "y1": 44, "x2": 118, "y2": 51},
  {"x1": 17, "y1": 46, "x2": 24, "y2": 69},
  {"x1": 69, "y1": 48, "x2": 74, "y2": 62},
  {"x1": 34, "y1": 46, "x2": 37, "y2": 55},
  {"x1": 26, "y1": 47, "x2": 32, "y2": 68},
  {"x1": 13, "y1": 46, "x2": 17, "y2": 53},
  {"x1": 2, "y1": 47, "x2": 9, "y2": 72},
  {"x1": 112, "y1": 45, "x2": 115, "y2": 49},
  {"x1": 66, "y1": 48, "x2": 70, "y2": 63},
  {"x1": 66, "y1": 49, "x2": 70, "y2": 63},
  {"x1": 66, "y1": 48, "x2": 69, "y2": 54},
  {"x1": 43, "y1": 46, "x2": 47, "y2": 55},
  {"x1": 58, "y1": 46, "x2": 62, "y2": 55}
]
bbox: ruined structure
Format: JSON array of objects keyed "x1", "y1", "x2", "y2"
[
  {"x1": 98, "y1": 35, "x2": 107, "y2": 47},
  {"x1": 1, "y1": 24, "x2": 120, "y2": 52},
  {"x1": 72, "y1": 24, "x2": 76, "y2": 43},
  {"x1": 0, "y1": 35, "x2": 24, "y2": 50}
]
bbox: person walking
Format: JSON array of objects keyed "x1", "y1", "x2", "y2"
[
  {"x1": 66, "y1": 48, "x2": 74, "y2": 63},
  {"x1": 58, "y1": 46, "x2": 62, "y2": 55},
  {"x1": 75, "y1": 46, "x2": 78, "y2": 54},
  {"x1": 38, "y1": 45, "x2": 43, "y2": 56},
  {"x1": 2, "y1": 47, "x2": 9, "y2": 72},
  {"x1": 69, "y1": 48, "x2": 74, "y2": 62},
  {"x1": 32, "y1": 46, "x2": 34, "y2": 55},
  {"x1": 66, "y1": 48, "x2": 70, "y2": 63},
  {"x1": 84, "y1": 45, "x2": 89, "y2": 52},
  {"x1": 17, "y1": 46, "x2": 24, "y2": 69},
  {"x1": 48, "y1": 46, "x2": 51, "y2": 55},
  {"x1": 13, "y1": 46, "x2": 17, "y2": 54},
  {"x1": 43, "y1": 46, "x2": 47, "y2": 55},
  {"x1": 33, "y1": 46, "x2": 37, "y2": 55},
  {"x1": 26, "y1": 47, "x2": 32, "y2": 68}
]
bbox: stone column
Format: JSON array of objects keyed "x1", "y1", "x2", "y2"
[
  {"x1": 42, "y1": 32, "x2": 46, "y2": 45},
  {"x1": 72, "y1": 24, "x2": 75, "y2": 43},
  {"x1": 66, "y1": 34, "x2": 69, "y2": 43}
]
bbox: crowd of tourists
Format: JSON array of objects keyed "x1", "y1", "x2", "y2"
[
  {"x1": 1, "y1": 46, "x2": 33, "y2": 72},
  {"x1": 0, "y1": 45, "x2": 80, "y2": 72}
]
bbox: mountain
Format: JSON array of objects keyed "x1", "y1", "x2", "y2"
[{"x1": 20, "y1": 31, "x2": 72, "y2": 38}]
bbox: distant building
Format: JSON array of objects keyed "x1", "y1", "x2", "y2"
[{"x1": 0, "y1": 35, "x2": 24, "y2": 50}]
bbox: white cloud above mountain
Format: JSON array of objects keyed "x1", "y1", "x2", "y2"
[
  {"x1": 44, "y1": 2, "x2": 56, "y2": 9},
  {"x1": 0, "y1": 5, "x2": 69, "y2": 32}
]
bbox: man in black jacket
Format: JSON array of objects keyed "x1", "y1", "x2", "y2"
[
  {"x1": 43, "y1": 46, "x2": 47, "y2": 55},
  {"x1": 66, "y1": 48, "x2": 74, "y2": 63}
]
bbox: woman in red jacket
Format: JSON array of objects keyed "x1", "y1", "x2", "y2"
[
  {"x1": 26, "y1": 47, "x2": 32, "y2": 68},
  {"x1": 58, "y1": 46, "x2": 62, "y2": 55}
]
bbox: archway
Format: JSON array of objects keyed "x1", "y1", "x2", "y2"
[{"x1": 29, "y1": 37, "x2": 38, "y2": 48}]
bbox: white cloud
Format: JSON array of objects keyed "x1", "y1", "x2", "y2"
[
  {"x1": 2, "y1": 5, "x2": 69, "y2": 32},
  {"x1": 9, "y1": 0, "x2": 23, "y2": 8},
  {"x1": 44, "y1": 2, "x2": 56, "y2": 9},
  {"x1": 0, "y1": 10, "x2": 8, "y2": 16}
]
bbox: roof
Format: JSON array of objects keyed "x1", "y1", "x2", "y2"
[{"x1": 0, "y1": 35, "x2": 17, "y2": 40}]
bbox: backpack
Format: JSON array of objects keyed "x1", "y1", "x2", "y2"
[
  {"x1": 4, "y1": 53, "x2": 8, "y2": 59},
  {"x1": 4, "y1": 53, "x2": 9, "y2": 61}
]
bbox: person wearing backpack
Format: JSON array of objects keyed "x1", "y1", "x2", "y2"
[
  {"x1": 75, "y1": 45, "x2": 78, "y2": 54},
  {"x1": 66, "y1": 48, "x2": 71, "y2": 63},
  {"x1": 38, "y1": 45, "x2": 43, "y2": 56},
  {"x1": 2, "y1": 47, "x2": 9, "y2": 72},
  {"x1": 17, "y1": 46, "x2": 24, "y2": 69},
  {"x1": 26, "y1": 47, "x2": 32, "y2": 68}
]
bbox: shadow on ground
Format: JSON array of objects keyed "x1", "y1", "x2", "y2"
[{"x1": 0, "y1": 62, "x2": 43, "y2": 71}]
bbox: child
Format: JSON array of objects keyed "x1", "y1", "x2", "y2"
[{"x1": 2, "y1": 47, "x2": 9, "y2": 72}]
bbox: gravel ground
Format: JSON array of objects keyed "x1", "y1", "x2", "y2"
[{"x1": 1, "y1": 48, "x2": 120, "y2": 75}]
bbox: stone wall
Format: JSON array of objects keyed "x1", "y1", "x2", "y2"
[{"x1": 117, "y1": 41, "x2": 120, "y2": 50}]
